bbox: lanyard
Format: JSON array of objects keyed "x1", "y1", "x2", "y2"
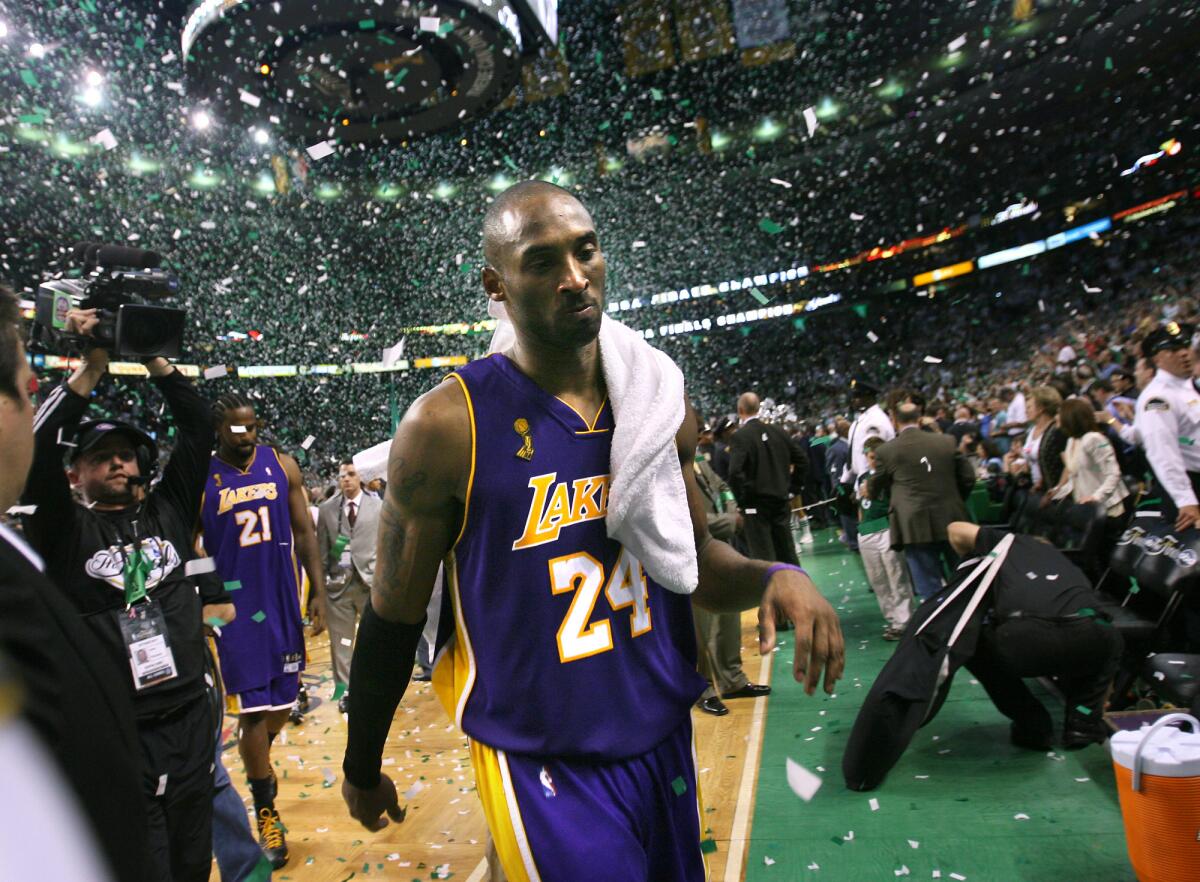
[{"x1": 101, "y1": 511, "x2": 153, "y2": 608}]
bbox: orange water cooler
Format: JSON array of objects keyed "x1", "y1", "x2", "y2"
[{"x1": 1110, "y1": 713, "x2": 1200, "y2": 882}]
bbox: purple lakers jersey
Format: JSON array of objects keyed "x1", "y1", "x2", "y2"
[
  {"x1": 200, "y1": 445, "x2": 304, "y2": 693},
  {"x1": 432, "y1": 354, "x2": 705, "y2": 760}
]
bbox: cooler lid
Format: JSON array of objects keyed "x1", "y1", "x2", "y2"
[{"x1": 1111, "y1": 722, "x2": 1200, "y2": 778}]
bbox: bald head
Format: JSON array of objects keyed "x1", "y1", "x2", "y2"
[
  {"x1": 736, "y1": 392, "x2": 760, "y2": 418},
  {"x1": 483, "y1": 180, "x2": 586, "y2": 269},
  {"x1": 895, "y1": 402, "x2": 921, "y2": 426}
]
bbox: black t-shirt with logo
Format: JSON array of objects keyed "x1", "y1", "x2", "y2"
[{"x1": 22, "y1": 371, "x2": 228, "y2": 719}]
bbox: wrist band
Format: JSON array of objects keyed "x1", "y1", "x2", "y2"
[{"x1": 763, "y1": 563, "x2": 808, "y2": 588}]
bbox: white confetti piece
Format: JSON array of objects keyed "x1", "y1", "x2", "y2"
[
  {"x1": 950, "y1": 874, "x2": 966, "y2": 881},
  {"x1": 5, "y1": 504, "x2": 36, "y2": 516},
  {"x1": 306, "y1": 140, "x2": 335, "y2": 160},
  {"x1": 1046, "y1": 574, "x2": 1059, "y2": 581},
  {"x1": 90, "y1": 128, "x2": 118, "y2": 150},
  {"x1": 403, "y1": 781, "x2": 424, "y2": 799},
  {"x1": 850, "y1": 212, "x2": 865, "y2": 221},
  {"x1": 867, "y1": 331, "x2": 879, "y2": 343},
  {"x1": 908, "y1": 840, "x2": 920, "y2": 849},
  {"x1": 764, "y1": 856, "x2": 776, "y2": 866},
  {"x1": 316, "y1": 826, "x2": 328, "y2": 833},
  {"x1": 229, "y1": 424, "x2": 248, "y2": 434},
  {"x1": 803, "y1": 106, "x2": 818, "y2": 137},
  {"x1": 808, "y1": 863, "x2": 820, "y2": 871},
  {"x1": 301, "y1": 434, "x2": 316, "y2": 450},
  {"x1": 386, "y1": 853, "x2": 400, "y2": 861},
  {"x1": 203, "y1": 365, "x2": 228, "y2": 380},
  {"x1": 238, "y1": 89, "x2": 262, "y2": 107},
  {"x1": 936, "y1": 132, "x2": 947, "y2": 144},
  {"x1": 786, "y1": 758, "x2": 822, "y2": 801},
  {"x1": 896, "y1": 867, "x2": 911, "y2": 877},
  {"x1": 923, "y1": 355, "x2": 943, "y2": 363},
  {"x1": 420, "y1": 16, "x2": 440, "y2": 31},
  {"x1": 1014, "y1": 813, "x2": 1029, "y2": 820},
  {"x1": 869, "y1": 798, "x2": 880, "y2": 811},
  {"x1": 770, "y1": 178, "x2": 792, "y2": 188},
  {"x1": 340, "y1": 638, "x2": 353, "y2": 646}
]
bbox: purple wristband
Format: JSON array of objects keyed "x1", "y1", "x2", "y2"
[{"x1": 763, "y1": 563, "x2": 807, "y2": 587}]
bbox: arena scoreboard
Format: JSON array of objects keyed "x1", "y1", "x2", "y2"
[{"x1": 181, "y1": 0, "x2": 555, "y2": 142}]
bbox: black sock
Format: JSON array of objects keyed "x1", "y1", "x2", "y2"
[{"x1": 247, "y1": 774, "x2": 276, "y2": 812}]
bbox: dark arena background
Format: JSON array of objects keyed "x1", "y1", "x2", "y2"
[{"x1": 2, "y1": 0, "x2": 1200, "y2": 880}]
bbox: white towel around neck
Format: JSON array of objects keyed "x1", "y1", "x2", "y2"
[{"x1": 488, "y1": 300, "x2": 698, "y2": 594}]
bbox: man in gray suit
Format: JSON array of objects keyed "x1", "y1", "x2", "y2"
[
  {"x1": 318, "y1": 460, "x2": 382, "y2": 713},
  {"x1": 868, "y1": 403, "x2": 975, "y2": 600}
]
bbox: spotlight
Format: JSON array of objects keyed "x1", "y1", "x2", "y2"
[
  {"x1": 0, "y1": 22, "x2": 9, "y2": 39},
  {"x1": 81, "y1": 87, "x2": 102, "y2": 107},
  {"x1": 85, "y1": 70, "x2": 103, "y2": 86},
  {"x1": 28, "y1": 42, "x2": 46, "y2": 58},
  {"x1": 252, "y1": 127, "x2": 269, "y2": 144},
  {"x1": 191, "y1": 109, "x2": 212, "y2": 131},
  {"x1": 259, "y1": 63, "x2": 271, "y2": 75}
]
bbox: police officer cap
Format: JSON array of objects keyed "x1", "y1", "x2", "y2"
[
  {"x1": 71, "y1": 419, "x2": 158, "y2": 464},
  {"x1": 1141, "y1": 321, "x2": 1195, "y2": 359},
  {"x1": 850, "y1": 376, "x2": 881, "y2": 397}
]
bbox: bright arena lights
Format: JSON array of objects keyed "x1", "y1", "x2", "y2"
[
  {"x1": 0, "y1": 21, "x2": 9, "y2": 39},
  {"x1": 191, "y1": 109, "x2": 212, "y2": 131},
  {"x1": 252, "y1": 127, "x2": 269, "y2": 144},
  {"x1": 80, "y1": 87, "x2": 102, "y2": 107},
  {"x1": 28, "y1": 42, "x2": 46, "y2": 58},
  {"x1": 85, "y1": 70, "x2": 103, "y2": 86}
]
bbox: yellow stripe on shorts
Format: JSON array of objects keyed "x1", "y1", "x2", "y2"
[{"x1": 469, "y1": 739, "x2": 543, "y2": 882}]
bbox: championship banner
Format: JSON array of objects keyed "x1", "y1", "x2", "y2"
[
  {"x1": 622, "y1": 0, "x2": 676, "y2": 77},
  {"x1": 673, "y1": 0, "x2": 735, "y2": 64}
]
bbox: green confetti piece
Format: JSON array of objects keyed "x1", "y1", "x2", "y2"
[
  {"x1": 503, "y1": 155, "x2": 518, "y2": 171},
  {"x1": 749, "y1": 287, "x2": 770, "y2": 305},
  {"x1": 358, "y1": 19, "x2": 375, "y2": 29},
  {"x1": 650, "y1": 87, "x2": 664, "y2": 100},
  {"x1": 134, "y1": 36, "x2": 145, "y2": 50},
  {"x1": 700, "y1": 839, "x2": 717, "y2": 854},
  {"x1": 377, "y1": 33, "x2": 395, "y2": 45},
  {"x1": 758, "y1": 218, "x2": 784, "y2": 235},
  {"x1": 597, "y1": 120, "x2": 611, "y2": 131},
  {"x1": 224, "y1": 580, "x2": 243, "y2": 591},
  {"x1": 1075, "y1": 705, "x2": 1092, "y2": 716},
  {"x1": 333, "y1": 681, "x2": 347, "y2": 700},
  {"x1": 458, "y1": 262, "x2": 473, "y2": 274},
  {"x1": 20, "y1": 70, "x2": 39, "y2": 88},
  {"x1": 670, "y1": 776, "x2": 687, "y2": 796},
  {"x1": 793, "y1": 317, "x2": 807, "y2": 331},
  {"x1": 594, "y1": 50, "x2": 603, "y2": 66},
  {"x1": 392, "y1": 68, "x2": 409, "y2": 84},
  {"x1": 251, "y1": 610, "x2": 266, "y2": 623},
  {"x1": 831, "y1": 835, "x2": 845, "y2": 846},
  {"x1": 204, "y1": 617, "x2": 226, "y2": 628},
  {"x1": 1105, "y1": 57, "x2": 1114, "y2": 70},
  {"x1": 438, "y1": 21, "x2": 454, "y2": 35}
]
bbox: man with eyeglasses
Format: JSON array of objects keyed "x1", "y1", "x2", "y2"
[{"x1": 20, "y1": 308, "x2": 231, "y2": 882}]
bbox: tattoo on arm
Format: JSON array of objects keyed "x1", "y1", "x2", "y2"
[{"x1": 375, "y1": 499, "x2": 408, "y2": 608}]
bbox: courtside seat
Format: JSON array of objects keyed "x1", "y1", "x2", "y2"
[{"x1": 1142, "y1": 653, "x2": 1200, "y2": 707}]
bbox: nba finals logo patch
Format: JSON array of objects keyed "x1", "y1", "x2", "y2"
[
  {"x1": 539, "y1": 766, "x2": 556, "y2": 798},
  {"x1": 514, "y1": 418, "x2": 534, "y2": 461}
]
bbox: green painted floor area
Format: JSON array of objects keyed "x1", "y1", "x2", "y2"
[{"x1": 743, "y1": 530, "x2": 1133, "y2": 881}]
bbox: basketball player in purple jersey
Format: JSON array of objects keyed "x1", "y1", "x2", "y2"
[
  {"x1": 200, "y1": 394, "x2": 327, "y2": 868},
  {"x1": 341, "y1": 182, "x2": 844, "y2": 881}
]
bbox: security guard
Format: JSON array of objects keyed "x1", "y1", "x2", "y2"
[
  {"x1": 841, "y1": 376, "x2": 895, "y2": 486},
  {"x1": 1134, "y1": 321, "x2": 1200, "y2": 532}
]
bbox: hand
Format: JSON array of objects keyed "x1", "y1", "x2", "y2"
[
  {"x1": 309, "y1": 594, "x2": 328, "y2": 636},
  {"x1": 341, "y1": 774, "x2": 406, "y2": 832},
  {"x1": 65, "y1": 308, "x2": 100, "y2": 338},
  {"x1": 1115, "y1": 401, "x2": 1135, "y2": 422},
  {"x1": 1177, "y1": 505, "x2": 1200, "y2": 533},
  {"x1": 758, "y1": 569, "x2": 844, "y2": 695},
  {"x1": 201, "y1": 603, "x2": 236, "y2": 636}
]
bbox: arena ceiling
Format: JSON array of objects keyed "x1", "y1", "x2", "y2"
[{"x1": 0, "y1": 0, "x2": 1197, "y2": 334}]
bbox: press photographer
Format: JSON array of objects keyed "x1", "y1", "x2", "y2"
[{"x1": 20, "y1": 307, "x2": 230, "y2": 882}]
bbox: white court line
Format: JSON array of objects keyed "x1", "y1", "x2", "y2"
[
  {"x1": 722, "y1": 647, "x2": 775, "y2": 881},
  {"x1": 466, "y1": 857, "x2": 488, "y2": 882}
]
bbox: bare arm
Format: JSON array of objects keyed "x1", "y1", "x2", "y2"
[
  {"x1": 281, "y1": 452, "x2": 327, "y2": 635},
  {"x1": 947, "y1": 521, "x2": 981, "y2": 557},
  {"x1": 680, "y1": 400, "x2": 844, "y2": 694},
  {"x1": 371, "y1": 381, "x2": 471, "y2": 623}
]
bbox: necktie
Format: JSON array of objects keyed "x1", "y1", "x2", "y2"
[{"x1": 348, "y1": 501, "x2": 357, "y2": 528}]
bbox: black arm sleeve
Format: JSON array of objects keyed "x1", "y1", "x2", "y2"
[
  {"x1": 194, "y1": 569, "x2": 233, "y2": 606},
  {"x1": 148, "y1": 370, "x2": 214, "y2": 523},
  {"x1": 21, "y1": 383, "x2": 88, "y2": 557},
  {"x1": 342, "y1": 605, "x2": 427, "y2": 789}
]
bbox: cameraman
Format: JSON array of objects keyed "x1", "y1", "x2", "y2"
[{"x1": 20, "y1": 308, "x2": 230, "y2": 882}]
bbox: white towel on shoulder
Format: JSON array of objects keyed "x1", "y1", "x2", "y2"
[{"x1": 488, "y1": 302, "x2": 698, "y2": 594}]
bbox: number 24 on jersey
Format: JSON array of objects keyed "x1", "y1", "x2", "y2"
[{"x1": 548, "y1": 547, "x2": 652, "y2": 664}]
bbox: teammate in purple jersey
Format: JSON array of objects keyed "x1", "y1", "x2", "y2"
[
  {"x1": 200, "y1": 393, "x2": 327, "y2": 869},
  {"x1": 341, "y1": 181, "x2": 844, "y2": 881}
]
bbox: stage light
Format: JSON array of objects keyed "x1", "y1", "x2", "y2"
[
  {"x1": 815, "y1": 98, "x2": 839, "y2": 120},
  {"x1": 710, "y1": 130, "x2": 731, "y2": 151},
  {"x1": 28, "y1": 42, "x2": 45, "y2": 58},
  {"x1": 433, "y1": 181, "x2": 457, "y2": 199},
  {"x1": 753, "y1": 118, "x2": 783, "y2": 142},
  {"x1": 0, "y1": 21, "x2": 8, "y2": 39},
  {"x1": 375, "y1": 183, "x2": 403, "y2": 199},
  {"x1": 252, "y1": 127, "x2": 269, "y2": 144},
  {"x1": 259, "y1": 63, "x2": 271, "y2": 75},
  {"x1": 486, "y1": 173, "x2": 513, "y2": 193},
  {"x1": 189, "y1": 168, "x2": 221, "y2": 188},
  {"x1": 253, "y1": 175, "x2": 275, "y2": 194},
  {"x1": 85, "y1": 70, "x2": 103, "y2": 86},
  {"x1": 316, "y1": 183, "x2": 341, "y2": 200},
  {"x1": 191, "y1": 109, "x2": 212, "y2": 131},
  {"x1": 80, "y1": 87, "x2": 102, "y2": 107},
  {"x1": 127, "y1": 154, "x2": 161, "y2": 174}
]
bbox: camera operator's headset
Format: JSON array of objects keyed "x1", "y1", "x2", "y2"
[{"x1": 71, "y1": 419, "x2": 160, "y2": 486}]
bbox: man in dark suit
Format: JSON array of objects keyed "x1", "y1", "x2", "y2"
[
  {"x1": 869, "y1": 403, "x2": 976, "y2": 600},
  {"x1": 0, "y1": 285, "x2": 149, "y2": 880},
  {"x1": 728, "y1": 392, "x2": 807, "y2": 565}
]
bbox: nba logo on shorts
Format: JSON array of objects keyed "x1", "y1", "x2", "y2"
[{"x1": 539, "y1": 766, "x2": 556, "y2": 798}]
